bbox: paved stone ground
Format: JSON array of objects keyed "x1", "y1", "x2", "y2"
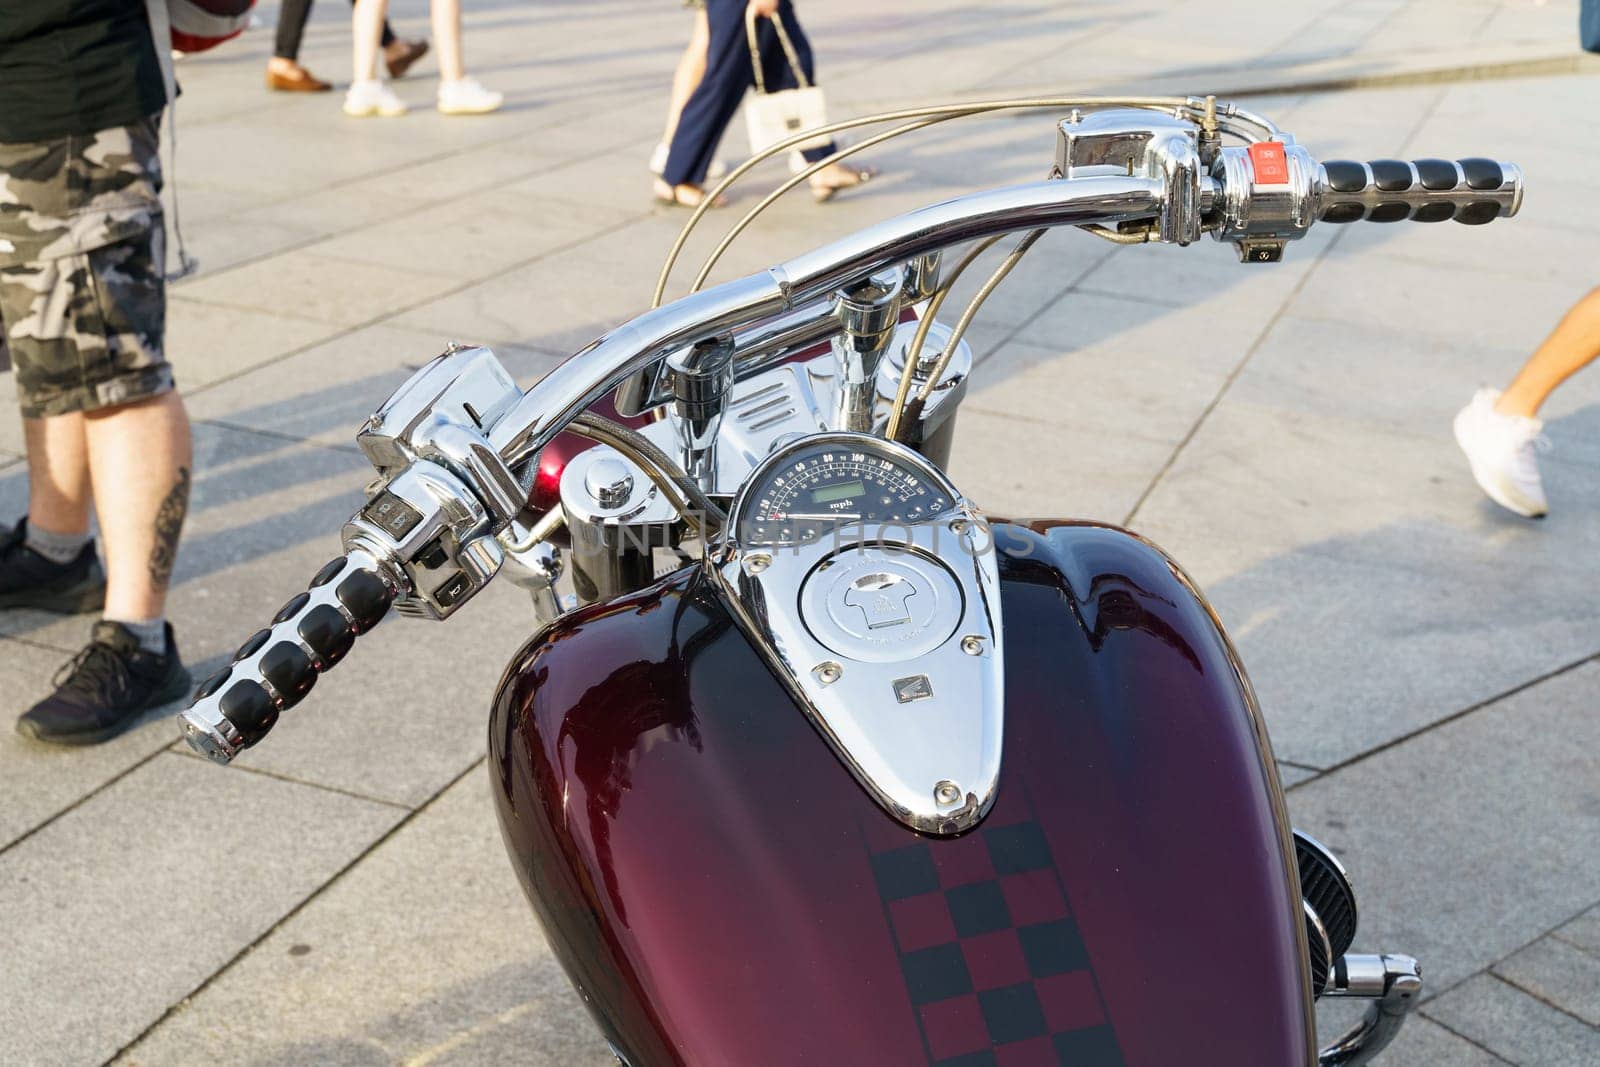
[{"x1": 1, "y1": 1, "x2": 1597, "y2": 1064}]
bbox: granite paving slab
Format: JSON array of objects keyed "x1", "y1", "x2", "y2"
[
  {"x1": 307, "y1": 190, "x2": 636, "y2": 280},
  {"x1": 163, "y1": 298, "x2": 344, "y2": 393},
  {"x1": 0, "y1": 753, "x2": 404, "y2": 1067},
  {"x1": 1424, "y1": 974, "x2": 1600, "y2": 1066},
  {"x1": 1284, "y1": 251, "x2": 1580, "y2": 356},
  {"x1": 1494, "y1": 935, "x2": 1600, "y2": 1028},
  {"x1": 1366, "y1": 1015, "x2": 1508, "y2": 1066},
  {"x1": 178, "y1": 249, "x2": 461, "y2": 329},
  {"x1": 947, "y1": 405, "x2": 1176, "y2": 523},
  {"x1": 394, "y1": 214, "x2": 690, "y2": 355},
  {"x1": 1223, "y1": 311, "x2": 1600, "y2": 465},
  {"x1": 114, "y1": 763, "x2": 612, "y2": 1067},
  {"x1": 974, "y1": 293, "x2": 1286, "y2": 444},
  {"x1": 1130, "y1": 373, "x2": 1600, "y2": 763},
  {"x1": 185, "y1": 322, "x2": 560, "y2": 450},
  {"x1": 1286, "y1": 662, "x2": 1600, "y2": 994},
  {"x1": 1556, "y1": 907, "x2": 1600, "y2": 955}
]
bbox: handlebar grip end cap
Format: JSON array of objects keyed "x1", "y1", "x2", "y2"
[{"x1": 180, "y1": 703, "x2": 245, "y2": 766}]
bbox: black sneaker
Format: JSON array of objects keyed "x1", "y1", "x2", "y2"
[
  {"x1": 0, "y1": 518, "x2": 106, "y2": 613},
  {"x1": 16, "y1": 621, "x2": 192, "y2": 745}
]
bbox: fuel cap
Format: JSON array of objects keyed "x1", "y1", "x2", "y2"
[{"x1": 799, "y1": 549, "x2": 963, "y2": 663}]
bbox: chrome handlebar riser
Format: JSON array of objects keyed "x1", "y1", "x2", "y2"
[
  {"x1": 665, "y1": 336, "x2": 737, "y2": 493},
  {"x1": 832, "y1": 268, "x2": 906, "y2": 432}
]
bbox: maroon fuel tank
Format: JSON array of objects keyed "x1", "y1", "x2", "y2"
[{"x1": 488, "y1": 521, "x2": 1316, "y2": 1066}]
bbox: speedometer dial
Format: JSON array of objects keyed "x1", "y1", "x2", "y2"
[{"x1": 738, "y1": 439, "x2": 951, "y2": 546}]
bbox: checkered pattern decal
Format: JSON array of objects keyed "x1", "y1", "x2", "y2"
[{"x1": 862, "y1": 790, "x2": 1124, "y2": 1066}]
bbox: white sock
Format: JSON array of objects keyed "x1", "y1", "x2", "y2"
[
  {"x1": 24, "y1": 521, "x2": 90, "y2": 565},
  {"x1": 107, "y1": 616, "x2": 167, "y2": 656}
]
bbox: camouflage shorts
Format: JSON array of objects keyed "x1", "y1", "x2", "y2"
[{"x1": 0, "y1": 116, "x2": 173, "y2": 418}]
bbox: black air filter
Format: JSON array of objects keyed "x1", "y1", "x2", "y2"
[{"x1": 1294, "y1": 830, "x2": 1357, "y2": 995}]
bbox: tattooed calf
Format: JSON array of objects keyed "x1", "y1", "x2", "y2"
[{"x1": 149, "y1": 466, "x2": 190, "y2": 591}]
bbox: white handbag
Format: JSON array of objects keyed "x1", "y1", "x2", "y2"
[{"x1": 742, "y1": 9, "x2": 831, "y2": 156}]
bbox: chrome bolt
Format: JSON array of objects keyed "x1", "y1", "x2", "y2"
[
  {"x1": 934, "y1": 780, "x2": 962, "y2": 806},
  {"x1": 746, "y1": 553, "x2": 772, "y2": 575},
  {"x1": 960, "y1": 635, "x2": 985, "y2": 656},
  {"x1": 949, "y1": 518, "x2": 969, "y2": 535},
  {"x1": 813, "y1": 661, "x2": 842, "y2": 686}
]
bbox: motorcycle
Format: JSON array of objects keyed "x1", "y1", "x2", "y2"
[{"x1": 178, "y1": 96, "x2": 1522, "y2": 1065}]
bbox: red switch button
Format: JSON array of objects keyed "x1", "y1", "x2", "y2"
[{"x1": 1249, "y1": 141, "x2": 1290, "y2": 186}]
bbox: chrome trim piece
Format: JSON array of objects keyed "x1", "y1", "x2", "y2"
[
  {"x1": 1303, "y1": 900, "x2": 1334, "y2": 995},
  {"x1": 1295, "y1": 827, "x2": 1359, "y2": 930},
  {"x1": 1317, "y1": 954, "x2": 1423, "y2": 1066},
  {"x1": 709, "y1": 432, "x2": 1004, "y2": 835}
]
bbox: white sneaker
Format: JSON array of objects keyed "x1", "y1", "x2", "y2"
[
  {"x1": 437, "y1": 77, "x2": 503, "y2": 115},
  {"x1": 1452, "y1": 387, "x2": 1550, "y2": 517},
  {"x1": 344, "y1": 79, "x2": 407, "y2": 117}
]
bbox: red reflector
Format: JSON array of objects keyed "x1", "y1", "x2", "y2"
[{"x1": 1250, "y1": 141, "x2": 1290, "y2": 186}]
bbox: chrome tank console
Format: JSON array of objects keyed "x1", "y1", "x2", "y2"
[{"x1": 710, "y1": 432, "x2": 1004, "y2": 835}]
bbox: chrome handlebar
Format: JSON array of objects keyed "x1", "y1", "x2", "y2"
[{"x1": 179, "y1": 105, "x2": 1524, "y2": 764}]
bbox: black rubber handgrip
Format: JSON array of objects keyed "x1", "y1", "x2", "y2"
[
  {"x1": 1317, "y1": 158, "x2": 1518, "y2": 226},
  {"x1": 180, "y1": 552, "x2": 397, "y2": 762}
]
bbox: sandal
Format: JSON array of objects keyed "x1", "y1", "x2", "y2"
[
  {"x1": 810, "y1": 166, "x2": 877, "y2": 204},
  {"x1": 653, "y1": 180, "x2": 727, "y2": 209}
]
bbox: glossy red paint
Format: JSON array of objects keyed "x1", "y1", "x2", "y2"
[{"x1": 488, "y1": 520, "x2": 1315, "y2": 1066}]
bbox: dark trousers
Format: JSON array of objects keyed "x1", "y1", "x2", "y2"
[
  {"x1": 663, "y1": 0, "x2": 836, "y2": 186},
  {"x1": 274, "y1": 0, "x2": 395, "y2": 61}
]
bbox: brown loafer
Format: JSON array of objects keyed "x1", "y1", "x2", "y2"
[
  {"x1": 265, "y1": 62, "x2": 332, "y2": 93},
  {"x1": 385, "y1": 39, "x2": 430, "y2": 80}
]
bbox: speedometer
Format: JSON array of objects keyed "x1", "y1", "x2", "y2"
[{"x1": 737, "y1": 436, "x2": 952, "y2": 546}]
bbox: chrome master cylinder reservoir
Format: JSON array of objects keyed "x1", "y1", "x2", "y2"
[
  {"x1": 559, "y1": 449, "x2": 680, "y2": 603},
  {"x1": 874, "y1": 319, "x2": 972, "y2": 469}
]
